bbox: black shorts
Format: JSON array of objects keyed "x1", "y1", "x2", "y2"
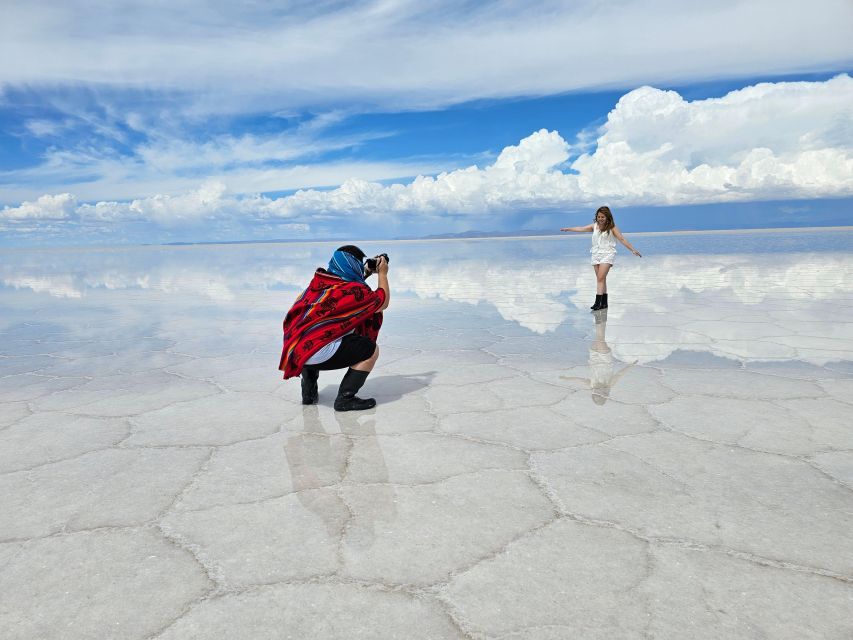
[{"x1": 304, "y1": 334, "x2": 376, "y2": 371}]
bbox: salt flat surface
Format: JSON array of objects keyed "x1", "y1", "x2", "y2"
[{"x1": 1, "y1": 231, "x2": 852, "y2": 639}]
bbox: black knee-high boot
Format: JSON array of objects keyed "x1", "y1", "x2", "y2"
[
  {"x1": 600, "y1": 293, "x2": 608, "y2": 309},
  {"x1": 591, "y1": 294, "x2": 603, "y2": 310},
  {"x1": 334, "y1": 368, "x2": 376, "y2": 411},
  {"x1": 301, "y1": 367, "x2": 319, "y2": 405}
]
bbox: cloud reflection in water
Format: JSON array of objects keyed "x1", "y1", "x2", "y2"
[{"x1": 1, "y1": 235, "x2": 851, "y2": 367}]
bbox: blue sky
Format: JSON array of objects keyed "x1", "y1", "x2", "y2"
[{"x1": 1, "y1": 1, "x2": 852, "y2": 246}]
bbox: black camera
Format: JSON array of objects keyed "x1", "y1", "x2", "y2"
[{"x1": 365, "y1": 253, "x2": 389, "y2": 271}]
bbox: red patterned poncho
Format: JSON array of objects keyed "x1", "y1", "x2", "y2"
[{"x1": 278, "y1": 269, "x2": 385, "y2": 379}]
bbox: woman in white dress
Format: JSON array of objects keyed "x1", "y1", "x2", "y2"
[
  {"x1": 560, "y1": 309, "x2": 638, "y2": 404},
  {"x1": 561, "y1": 206, "x2": 642, "y2": 310}
]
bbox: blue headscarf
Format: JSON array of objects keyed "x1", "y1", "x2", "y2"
[{"x1": 327, "y1": 249, "x2": 366, "y2": 284}]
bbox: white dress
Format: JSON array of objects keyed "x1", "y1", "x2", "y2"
[
  {"x1": 589, "y1": 348, "x2": 614, "y2": 391},
  {"x1": 590, "y1": 223, "x2": 617, "y2": 265}
]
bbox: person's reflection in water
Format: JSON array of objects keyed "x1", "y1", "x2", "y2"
[
  {"x1": 284, "y1": 405, "x2": 396, "y2": 548},
  {"x1": 561, "y1": 309, "x2": 637, "y2": 404},
  {"x1": 283, "y1": 405, "x2": 343, "y2": 537}
]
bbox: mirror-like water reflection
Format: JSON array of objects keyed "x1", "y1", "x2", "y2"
[{"x1": 2, "y1": 230, "x2": 852, "y2": 369}]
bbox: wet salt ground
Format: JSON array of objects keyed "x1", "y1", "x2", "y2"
[{"x1": 1, "y1": 231, "x2": 852, "y2": 639}]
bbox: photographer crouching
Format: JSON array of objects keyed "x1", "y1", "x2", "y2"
[{"x1": 278, "y1": 245, "x2": 390, "y2": 411}]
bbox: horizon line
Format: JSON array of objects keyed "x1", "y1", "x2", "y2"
[{"x1": 2, "y1": 225, "x2": 851, "y2": 253}]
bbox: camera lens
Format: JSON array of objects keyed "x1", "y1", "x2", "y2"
[{"x1": 365, "y1": 254, "x2": 388, "y2": 271}]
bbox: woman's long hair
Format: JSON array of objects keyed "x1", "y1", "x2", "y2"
[{"x1": 595, "y1": 206, "x2": 615, "y2": 233}]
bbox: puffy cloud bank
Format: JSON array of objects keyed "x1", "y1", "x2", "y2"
[
  {"x1": 76, "y1": 181, "x2": 300, "y2": 226},
  {"x1": 3, "y1": 75, "x2": 852, "y2": 232},
  {"x1": 2, "y1": 193, "x2": 78, "y2": 220},
  {"x1": 574, "y1": 74, "x2": 853, "y2": 205},
  {"x1": 1, "y1": 182, "x2": 309, "y2": 234}
]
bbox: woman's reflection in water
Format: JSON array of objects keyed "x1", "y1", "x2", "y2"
[
  {"x1": 561, "y1": 309, "x2": 637, "y2": 404},
  {"x1": 284, "y1": 405, "x2": 397, "y2": 548}
]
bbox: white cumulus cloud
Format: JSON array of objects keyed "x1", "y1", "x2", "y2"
[
  {"x1": 78, "y1": 181, "x2": 233, "y2": 225},
  {"x1": 572, "y1": 74, "x2": 853, "y2": 204},
  {"x1": 1, "y1": 193, "x2": 77, "y2": 220},
  {"x1": 72, "y1": 181, "x2": 306, "y2": 232}
]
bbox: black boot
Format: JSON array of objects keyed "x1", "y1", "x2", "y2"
[
  {"x1": 300, "y1": 367, "x2": 319, "y2": 405},
  {"x1": 600, "y1": 293, "x2": 608, "y2": 309},
  {"x1": 591, "y1": 294, "x2": 603, "y2": 310},
  {"x1": 334, "y1": 368, "x2": 376, "y2": 411}
]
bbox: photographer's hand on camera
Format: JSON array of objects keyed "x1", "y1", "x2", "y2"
[{"x1": 375, "y1": 255, "x2": 390, "y2": 311}]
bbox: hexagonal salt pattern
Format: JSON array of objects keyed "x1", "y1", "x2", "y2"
[
  {"x1": 0, "y1": 529, "x2": 210, "y2": 640},
  {"x1": 1, "y1": 234, "x2": 852, "y2": 638},
  {"x1": 531, "y1": 431, "x2": 853, "y2": 575}
]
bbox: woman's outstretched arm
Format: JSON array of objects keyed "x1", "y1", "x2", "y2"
[
  {"x1": 560, "y1": 224, "x2": 594, "y2": 233},
  {"x1": 610, "y1": 360, "x2": 638, "y2": 387},
  {"x1": 613, "y1": 226, "x2": 642, "y2": 256}
]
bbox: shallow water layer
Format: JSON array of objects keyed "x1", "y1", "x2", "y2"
[{"x1": 1, "y1": 230, "x2": 852, "y2": 639}]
